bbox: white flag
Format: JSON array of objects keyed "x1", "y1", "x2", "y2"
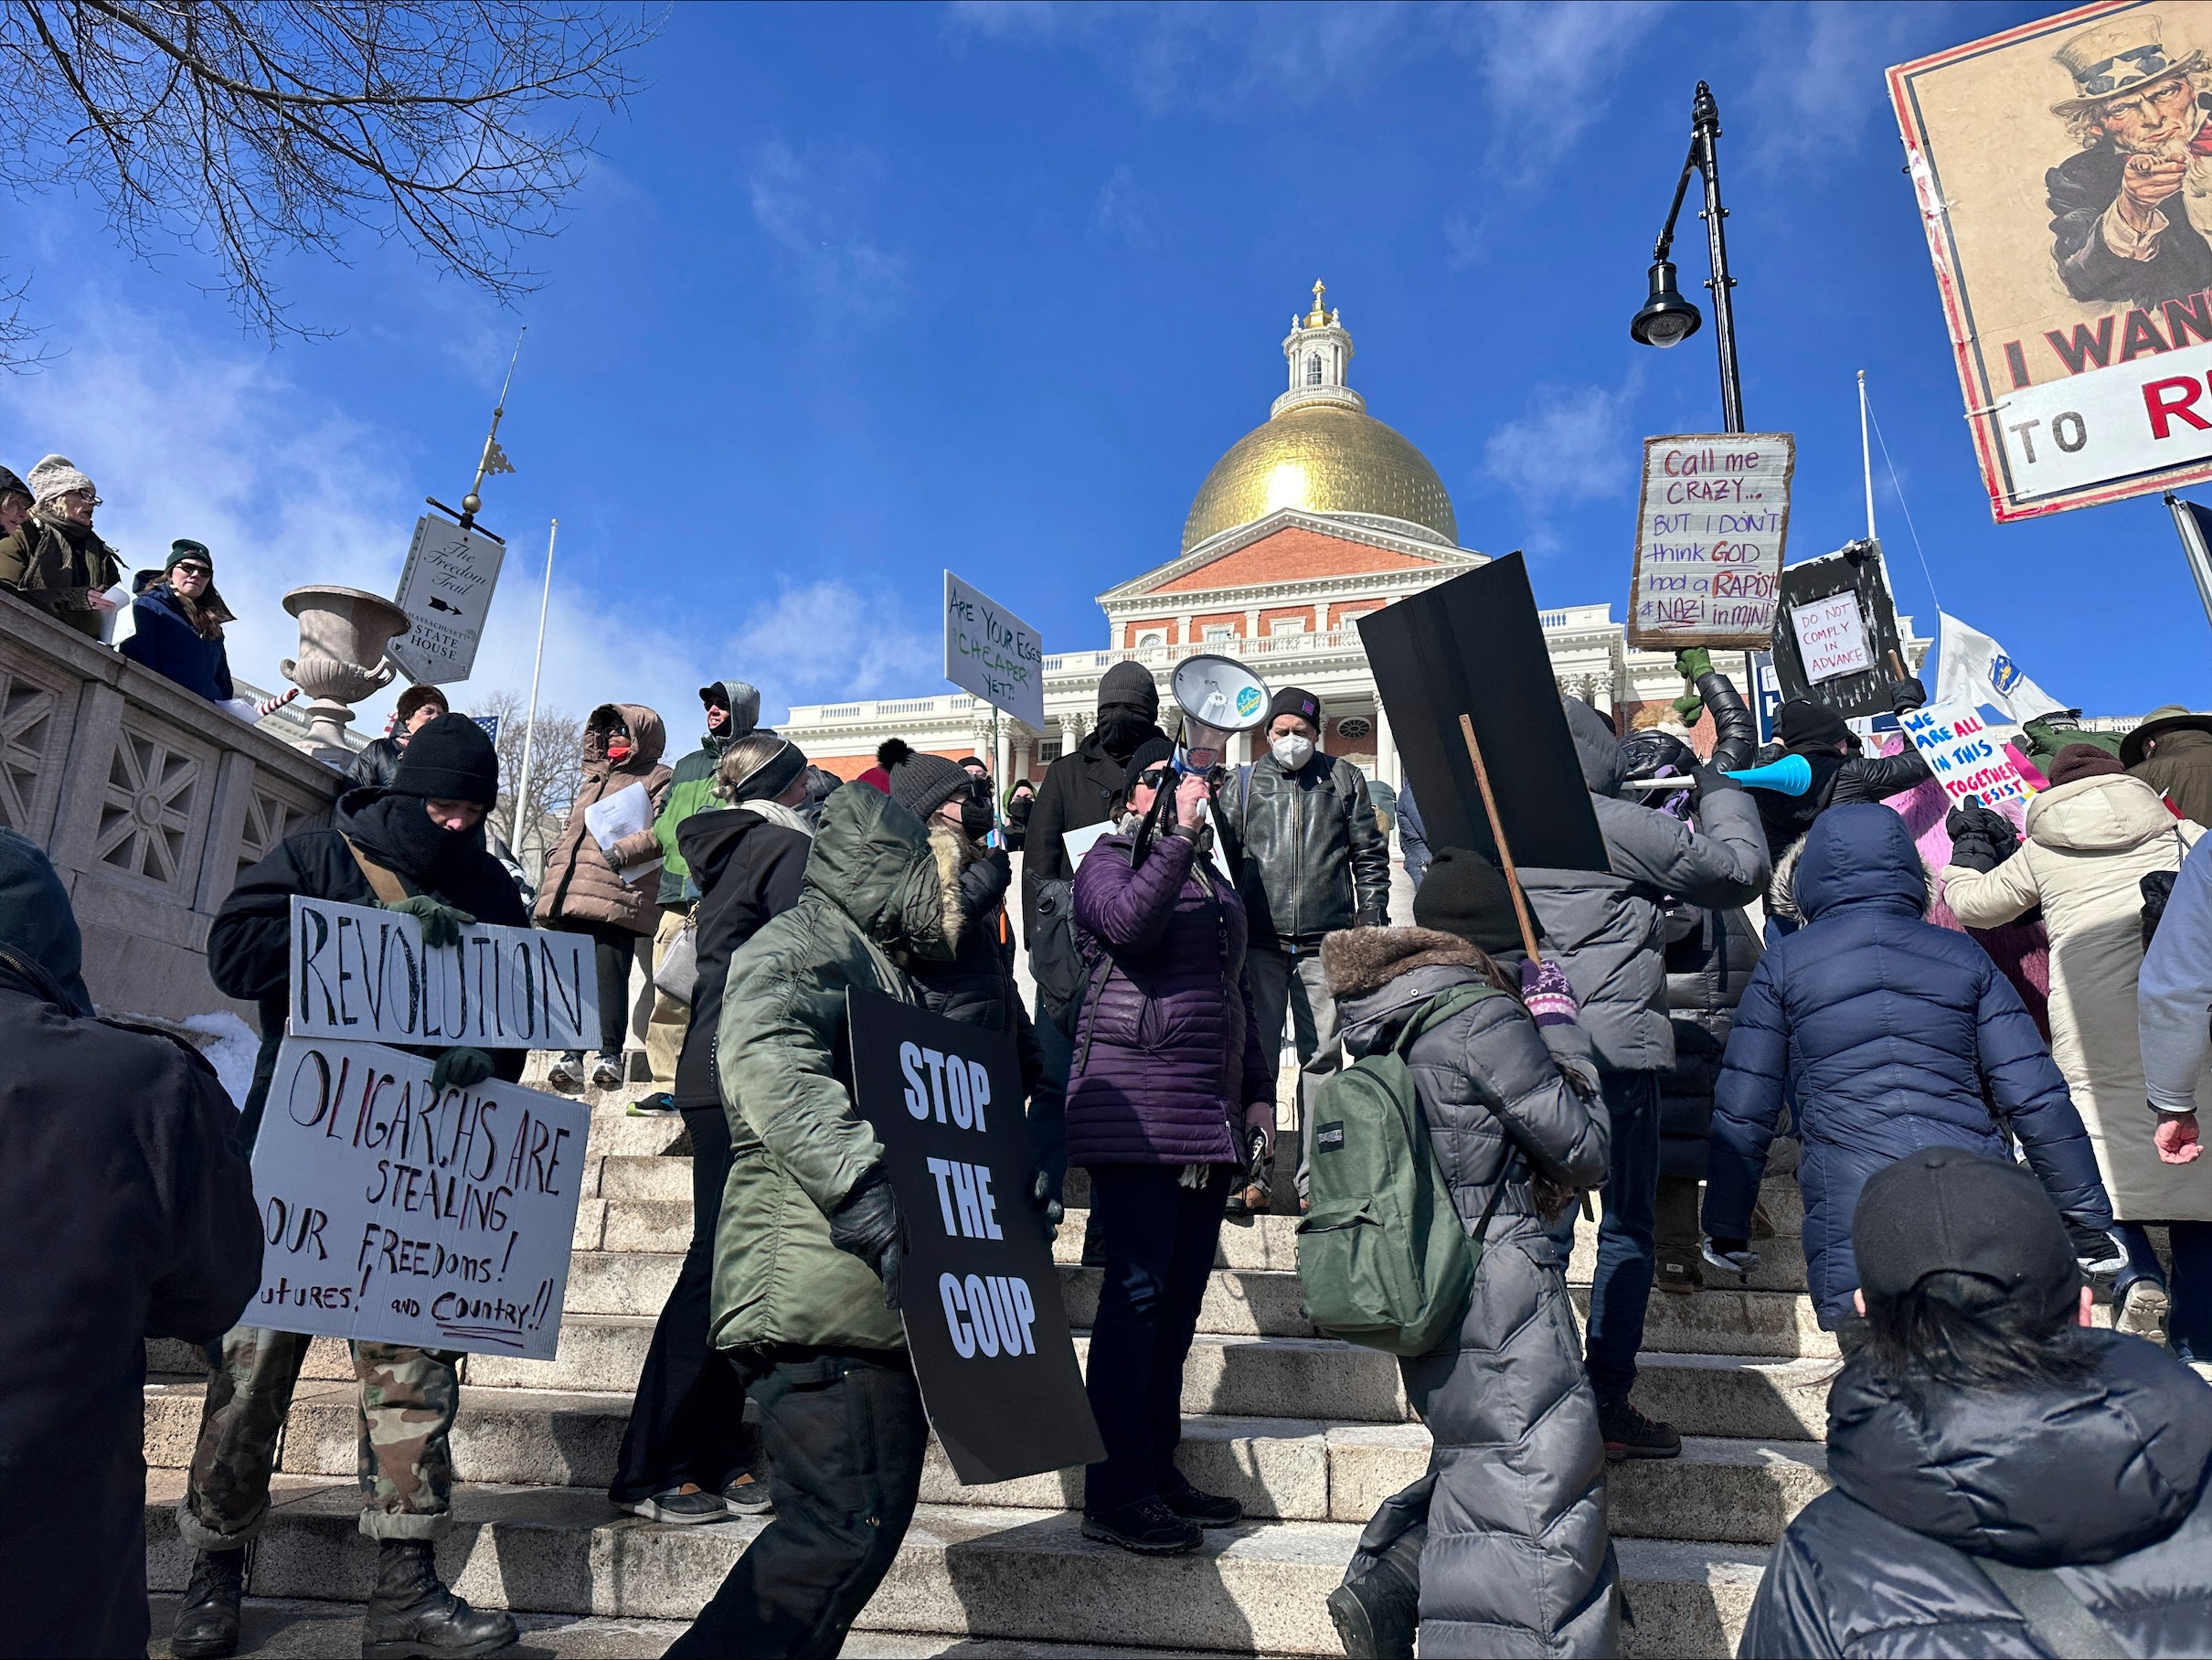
[{"x1": 1934, "y1": 612, "x2": 2068, "y2": 729}]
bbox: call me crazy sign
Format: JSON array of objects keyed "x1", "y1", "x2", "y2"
[
  {"x1": 845, "y1": 988, "x2": 1101, "y2": 1484},
  {"x1": 287, "y1": 896, "x2": 599, "y2": 1052}
]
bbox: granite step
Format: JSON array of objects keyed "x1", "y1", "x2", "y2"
[{"x1": 142, "y1": 1472, "x2": 1767, "y2": 1657}]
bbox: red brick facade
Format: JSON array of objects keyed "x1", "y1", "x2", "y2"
[{"x1": 1154, "y1": 525, "x2": 1434, "y2": 592}]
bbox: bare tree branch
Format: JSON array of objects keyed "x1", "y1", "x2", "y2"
[
  {"x1": 474, "y1": 687, "x2": 582, "y2": 881},
  {"x1": 0, "y1": 1, "x2": 661, "y2": 366}
]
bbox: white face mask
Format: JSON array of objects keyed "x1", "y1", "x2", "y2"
[{"x1": 1271, "y1": 735, "x2": 1315, "y2": 771}]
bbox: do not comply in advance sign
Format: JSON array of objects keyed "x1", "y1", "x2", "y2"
[{"x1": 845, "y1": 987, "x2": 1101, "y2": 1485}]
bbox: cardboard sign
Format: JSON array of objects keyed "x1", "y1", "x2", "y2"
[
  {"x1": 247, "y1": 1036, "x2": 587, "y2": 1357},
  {"x1": 1627, "y1": 433, "x2": 1794, "y2": 647},
  {"x1": 287, "y1": 897, "x2": 598, "y2": 1051},
  {"x1": 1890, "y1": 5, "x2": 2212, "y2": 520},
  {"x1": 1788, "y1": 592, "x2": 1872, "y2": 684},
  {"x1": 390, "y1": 515, "x2": 505, "y2": 685},
  {"x1": 1900, "y1": 698, "x2": 2037, "y2": 811},
  {"x1": 1769, "y1": 543, "x2": 1908, "y2": 722},
  {"x1": 944, "y1": 571, "x2": 1046, "y2": 731},
  {"x1": 845, "y1": 988, "x2": 1101, "y2": 1485},
  {"x1": 1357, "y1": 555, "x2": 1608, "y2": 874}
]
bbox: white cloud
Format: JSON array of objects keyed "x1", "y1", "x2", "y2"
[
  {"x1": 1089, "y1": 164, "x2": 1155, "y2": 248},
  {"x1": 745, "y1": 136, "x2": 908, "y2": 325},
  {"x1": 725, "y1": 580, "x2": 940, "y2": 722},
  {"x1": 1736, "y1": 1, "x2": 1937, "y2": 178},
  {"x1": 1478, "y1": 374, "x2": 1643, "y2": 552}
]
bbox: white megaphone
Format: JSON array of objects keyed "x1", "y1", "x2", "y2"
[{"x1": 1168, "y1": 653, "x2": 1272, "y2": 773}]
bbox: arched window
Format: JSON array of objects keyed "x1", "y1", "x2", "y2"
[{"x1": 1306, "y1": 353, "x2": 1324, "y2": 386}]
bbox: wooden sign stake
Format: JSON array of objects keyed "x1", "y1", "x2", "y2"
[{"x1": 1458, "y1": 713, "x2": 1544, "y2": 963}]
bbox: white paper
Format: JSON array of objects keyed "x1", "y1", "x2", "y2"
[
  {"x1": 287, "y1": 896, "x2": 600, "y2": 1051},
  {"x1": 583, "y1": 781, "x2": 652, "y2": 852},
  {"x1": 1789, "y1": 593, "x2": 1872, "y2": 684},
  {"x1": 1062, "y1": 821, "x2": 1114, "y2": 862},
  {"x1": 248, "y1": 1036, "x2": 585, "y2": 1358}
]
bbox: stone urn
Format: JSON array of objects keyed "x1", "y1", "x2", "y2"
[{"x1": 281, "y1": 584, "x2": 413, "y2": 764}]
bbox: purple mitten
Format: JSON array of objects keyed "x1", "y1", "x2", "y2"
[{"x1": 1519, "y1": 957, "x2": 1579, "y2": 1027}]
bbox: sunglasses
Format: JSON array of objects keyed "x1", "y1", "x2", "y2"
[
  {"x1": 173, "y1": 562, "x2": 212, "y2": 577},
  {"x1": 1137, "y1": 768, "x2": 1173, "y2": 791}
]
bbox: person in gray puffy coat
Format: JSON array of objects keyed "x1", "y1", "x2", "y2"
[
  {"x1": 1519, "y1": 697, "x2": 1770, "y2": 1458},
  {"x1": 1323, "y1": 850, "x2": 1615, "y2": 1660}
]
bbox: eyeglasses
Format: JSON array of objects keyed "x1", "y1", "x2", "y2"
[{"x1": 61, "y1": 490, "x2": 101, "y2": 506}]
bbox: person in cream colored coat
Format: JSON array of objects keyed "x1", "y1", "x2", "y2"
[{"x1": 1942, "y1": 744, "x2": 2210, "y2": 1349}]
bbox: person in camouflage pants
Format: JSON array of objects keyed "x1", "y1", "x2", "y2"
[{"x1": 179, "y1": 1329, "x2": 459, "y2": 1548}]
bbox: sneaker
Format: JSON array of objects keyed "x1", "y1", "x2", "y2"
[
  {"x1": 548, "y1": 1050, "x2": 587, "y2": 1092},
  {"x1": 2117, "y1": 1279, "x2": 2173, "y2": 1346},
  {"x1": 722, "y1": 1471, "x2": 774, "y2": 1516},
  {"x1": 1598, "y1": 1397, "x2": 1682, "y2": 1463},
  {"x1": 1079, "y1": 1497, "x2": 1201, "y2": 1556},
  {"x1": 1160, "y1": 1480, "x2": 1242, "y2": 1528},
  {"x1": 590, "y1": 1051, "x2": 626, "y2": 1091},
  {"x1": 1655, "y1": 1246, "x2": 1704, "y2": 1294},
  {"x1": 626, "y1": 1092, "x2": 679, "y2": 1118},
  {"x1": 622, "y1": 1484, "x2": 728, "y2": 1525}
]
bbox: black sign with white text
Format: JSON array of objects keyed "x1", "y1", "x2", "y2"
[{"x1": 845, "y1": 988, "x2": 1102, "y2": 1485}]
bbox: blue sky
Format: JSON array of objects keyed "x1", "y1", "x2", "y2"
[{"x1": 4, "y1": 0, "x2": 2189, "y2": 738}]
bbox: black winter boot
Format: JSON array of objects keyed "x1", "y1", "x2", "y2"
[
  {"x1": 1326, "y1": 1524, "x2": 1423, "y2": 1659},
  {"x1": 172, "y1": 1548, "x2": 246, "y2": 1659},
  {"x1": 360, "y1": 1540, "x2": 518, "y2": 1659}
]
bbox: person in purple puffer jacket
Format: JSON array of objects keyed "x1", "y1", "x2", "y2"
[{"x1": 1068, "y1": 738, "x2": 1277, "y2": 1557}]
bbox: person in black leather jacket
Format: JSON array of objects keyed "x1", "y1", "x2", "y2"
[
  {"x1": 344, "y1": 684, "x2": 450, "y2": 791},
  {"x1": 1744, "y1": 679, "x2": 1931, "y2": 863},
  {"x1": 1744, "y1": 1146, "x2": 2212, "y2": 1658}
]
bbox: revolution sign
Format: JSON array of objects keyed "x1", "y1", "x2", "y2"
[
  {"x1": 247, "y1": 1035, "x2": 588, "y2": 1358},
  {"x1": 845, "y1": 988, "x2": 1101, "y2": 1485},
  {"x1": 287, "y1": 896, "x2": 598, "y2": 1051},
  {"x1": 1627, "y1": 433, "x2": 1794, "y2": 648}
]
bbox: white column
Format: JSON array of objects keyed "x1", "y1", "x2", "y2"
[{"x1": 1375, "y1": 699, "x2": 1397, "y2": 789}]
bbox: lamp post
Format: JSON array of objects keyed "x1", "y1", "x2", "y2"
[{"x1": 1630, "y1": 81, "x2": 1743, "y2": 433}]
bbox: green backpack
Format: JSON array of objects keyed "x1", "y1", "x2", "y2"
[{"x1": 1296, "y1": 984, "x2": 1508, "y2": 1357}]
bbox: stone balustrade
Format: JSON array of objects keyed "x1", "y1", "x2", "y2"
[{"x1": 0, "y1": 591, "x2": 340, "y2": 1022}]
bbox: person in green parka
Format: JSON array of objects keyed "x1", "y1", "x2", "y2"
[{"x1": 666, "y1": 782, "x2": 955, "y2": 1659}]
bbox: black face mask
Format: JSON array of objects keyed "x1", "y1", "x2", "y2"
[
  {"x1": 960, "y1": 781, "x2": 994, "y2": 842},
  {"x1": 1095, "y1": 706, "x2": 1153, "y2": 760}
]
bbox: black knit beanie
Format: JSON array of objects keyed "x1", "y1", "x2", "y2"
[
  {"x1": 1098, "y1": 659, "x2": 1160, "y2": 719},
  {"x1": 889, "y1": 750, "x2": 971, "y2": 822},
  {"x1": 1268, "y1": 686, "x2": 1323, "y2": 729},
  {"x1": 1122, "y1": 736, "x2": 1175, "y2": 799},
  {"x1": 1413, "y1": 847, "x2": 1526, "y2": 956},
  {"x1": 390, "y1": 713, "x2": 500, "y2": 807},
  {"x1": 1775, "y1": 699, "x2": 1851, "y2": 752}
]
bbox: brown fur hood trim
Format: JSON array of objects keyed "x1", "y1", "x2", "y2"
[
  {"x1": 928, "y1": 827, "x2": 972, "y2": 952},
  {"x1": 1322, "y1": 926, "x2": 1486, "y2": 999}
]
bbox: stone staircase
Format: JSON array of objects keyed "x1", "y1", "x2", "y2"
[{"x1": 144, "y1": 1076, "x2": 1844, "y2": 1656}]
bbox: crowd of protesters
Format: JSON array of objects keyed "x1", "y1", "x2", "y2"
[{"x1": 7, "y1": 522, "x2": 2212, "y2": 1660}]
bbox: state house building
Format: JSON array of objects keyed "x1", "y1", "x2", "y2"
[{"x1": 782, "y1": 286, "x2": 1923, "y2": 785}]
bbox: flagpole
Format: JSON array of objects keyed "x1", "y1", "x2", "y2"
[
  {"x1": 514, "y1": 518, "x2": 556, "y2": 867},
  {"x1": 1858, "y1": 369, "x2": 1877, "y2": 543},
  {"x1": 2164, "y1": 493, "x2": 2212, "y2": 641}
]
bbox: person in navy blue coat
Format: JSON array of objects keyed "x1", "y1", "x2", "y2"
[
  {"x1": 118, "y1": 539, "x2": 234, "y2": 704},
  {"x1": 1703, "y1": 803, "x2": 2112, "y2": 1331}
]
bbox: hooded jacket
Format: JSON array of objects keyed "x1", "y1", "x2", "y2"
[
  {"x1": 652, "y1": 678, "x2": 763, "y2": 906},
  {"x1": 1218, "y1": 746, "x2": 1392, "y2": 948},
  {"x1": 1749, "y1": 736, "x2": 1933, "y2": 861},
  {"x1": 1744, "y1": 1333, "x2": 2212, "y2": 1657},
  {"x1": 2131, "y1": 725, "x2": 2212, "y2": 829},
  {"x1": 208, "y1": 788, "x2": 530, "y2": 1150},
  {"x1": 0, "y1": 831, "x2": 261, "y2": 1659},
  {"x1": 1517, "y1": 698, "x2": 1771, "y2": 1073},
  {"x1": 117, "y1": 578, "x2": 234, "y2": 703},
  {"x1": 1705, "y1": 804, "x2": 2111, "y2": 1325},
  {"x1": 0, "y1": 513, "x2": 122, "y2": 637},
  {"x1": 671, "y1": 804, "x2": 813, "y2": 1112},
  {"x1": 1944, "y1": 774, "x2": 2208, "y2": 1223},
  {"x1": 1326, "y1": 928, "x2": 1615, "y2": 1657},
  {"x1": 535, "y1": 702, "x2": 674, "y2": 934},
  {"x1": 1066, "y1": 826, "x2": 1274, "y2": 1167},
  {"x1": 710, "y1": 785, "x2": 954, "y2": 1352}
]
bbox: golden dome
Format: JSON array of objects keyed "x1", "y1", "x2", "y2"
[{"x1": 1181, "y1": 402, "x2": 1459, "y2": 555}]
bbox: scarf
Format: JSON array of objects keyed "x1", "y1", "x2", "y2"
[
  {"x1": 166, "y1": 580, "x2": 233, "y2": 641},
  {"x1": 739, "y1": 798, "x2": 815, "y2": 837}
]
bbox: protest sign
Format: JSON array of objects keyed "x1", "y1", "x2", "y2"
[
  {"x1": 944, "y1": 571, "x2": 1046, "y2": 730},
  {"x1": 1769, "y1": 542, "x2": 1909, "y2": 722},
  {"x1": 1900, "y1": 699, "x2": 2037, "y2": 811},
  {"x1": 389, "y1": 515, "x2": 505, "y2": 685},
  {"x1": 1890, "y1": 5, "x2": 2212, "y2": 520},
  {"x1": 1627, "y1": 433, "x2": 1794, "y2": 647},
  {"x1": 1934, "y1": 612, "x2": 2068, "y2": 728},
  {"x1": 1357, "y1": 554, "x2": 1607, "y2": 874},
  {"x1": 287, "y1": 896, "x2": 598, "y2": 1051},
  {"x1": 845, "y1": 987, "x2": 1101, "y2": 1485},
  {"x1": 247, "y1": 1035, "x2": 587, "y2": 1358},
  {"x1": 1788, "y1": 592, "x2": 1872, "y2": 684}
]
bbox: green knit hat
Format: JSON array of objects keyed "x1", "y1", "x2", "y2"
[{"x1": 165, "y1": 538, "x2": 212, "y2": 573}]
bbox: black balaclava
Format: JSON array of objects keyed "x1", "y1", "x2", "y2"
[
  {"x1": 351, "y1": 714, "x2": 500, "y2": 885},
  {"x1": 1095, "y1": 661, "x2": 1161, "y2": 761}
]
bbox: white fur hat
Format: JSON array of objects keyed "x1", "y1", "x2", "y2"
[{"x1": 26, "y1": 454, "x2": 93, "y2": 504}]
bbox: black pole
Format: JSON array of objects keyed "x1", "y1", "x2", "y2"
[{"x1": 1691, "y1": 82, "x2": 1744, "y2": 434}]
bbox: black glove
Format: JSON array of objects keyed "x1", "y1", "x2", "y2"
[
  {"x1": 1945, "y1": 800, "x2": 2019, "y2": 873},
  {"x1": 828, "y1": 1169, "x2": 907, "y2": 1311},
  {"x1": 1031, "y1": 1169, "x2": 1064, "y2": 1243},
  {"x1": 429, "y1": 1047, "x2": 495, "y2": 1093},
  {"x1": 1888, "y1": 676, "x2": 1929, "y2": 716},
  {"x1": 2068, "y1": 1222, "x2": 2125, "y2": 1275},
  {"x1": 1691, "y1": 763, "x2": 1742, "y2": 796}
]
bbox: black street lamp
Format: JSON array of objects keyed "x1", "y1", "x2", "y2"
[{"x1": 1631, "y1": 81, "x2": 1743, "y2": 433}]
